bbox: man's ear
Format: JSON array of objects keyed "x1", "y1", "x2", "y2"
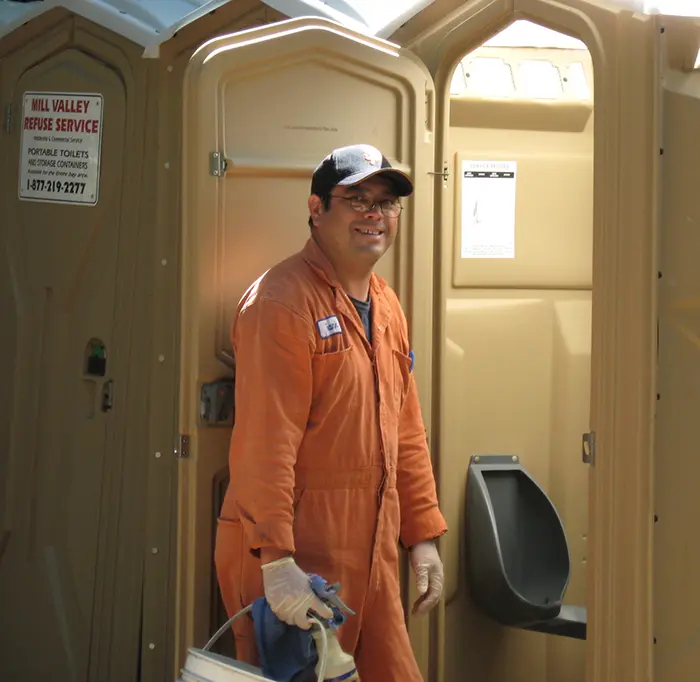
[{"x1": 308, "y1": 194, "x2": 325, "y2": 227}]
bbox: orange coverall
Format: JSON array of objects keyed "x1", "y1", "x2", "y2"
[{"x1": 215, "y1": 236, "x2": 448, "y2": 682}]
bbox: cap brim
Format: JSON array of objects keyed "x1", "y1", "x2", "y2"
[{"x1": 337, "y1": 168, "x2": 414, "y2": 197}]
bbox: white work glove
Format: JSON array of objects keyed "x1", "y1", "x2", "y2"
[
  {"x1": 410, "y1": 541, "x2": 445, "y2": 617},
  {"x1": 261, "y1": 557, "x2": 334, "y2": 630}
]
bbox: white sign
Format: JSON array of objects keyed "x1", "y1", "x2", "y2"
[
  {"x1": 461, "y1": 160, "x2": 517, "y2": 259},
  {"x1": 18, "y1": 92, "x2": 104, "y2": 206}
]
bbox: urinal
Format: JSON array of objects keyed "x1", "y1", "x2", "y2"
[{"x1": 464, "y1": 454, "x2": 587, "y2": 640}]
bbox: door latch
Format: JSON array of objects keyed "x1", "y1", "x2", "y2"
[
  {"x1": 427, "y1": 163, "x2": 449, "y2": 182},
  {"x1": 582, "y1": 431, "x2": 596, "y2": 465},
  {"x1": 101, "y1": 379, "x2": 114, "y2": 413},
  {"x1": 200, "y1": 378, "x2": 235, "y2": 425}
]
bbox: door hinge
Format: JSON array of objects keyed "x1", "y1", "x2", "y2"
[
  {"x1": 209, "y1": 151, "x2": 228, "y2": 177},
  {"x1": 428, "y1": 163, "x2": 449, "y2": 182},
  {"x1": 176, "y1": 434, "x2": 190, "y2": 459},
  {"x1": 582, "y1": 431, "x2": 596, "y2": 465},
  {"x1": 3, "y1": 104, "x2": 11, "y2": 134}
]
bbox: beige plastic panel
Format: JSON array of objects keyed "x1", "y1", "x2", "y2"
[
  {"x1": 441, "y1": 294, "x2": 590, "y2": 682},
  {"x1": 654, "y1": 72, "x2": 700, "y2": 682},
  {"x1": 440, "y1": 39, "x2": 592, "y2": 682},
  {"x1": 451, "y1": 47, "x2": 594, "y2": 289},
  {"x1": 452, "y1": 148, "x2": 593, "y2": 288},
  {"x1": 218, "y1": 52, "x2": 412, "y2": 358},
  {"x1": 181, "y1": 16, "x2": 435, "y2": 665}
]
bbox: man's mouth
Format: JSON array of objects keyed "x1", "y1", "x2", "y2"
[{"x1": 355, "y1": 227, "x2": 383, "y2": 236}]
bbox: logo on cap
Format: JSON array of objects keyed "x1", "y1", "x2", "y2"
[{"x1": 361, "y1": 145, "x2": 383, "y2": 168}]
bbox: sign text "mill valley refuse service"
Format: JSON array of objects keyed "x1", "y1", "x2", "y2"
[{"x1": 18, "y1": 92, "x2": 104, "y2": 206}]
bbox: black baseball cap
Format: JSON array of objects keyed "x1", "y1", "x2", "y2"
[{"x1": 311, "y1": 144, "x2": 414, "y2": 198}]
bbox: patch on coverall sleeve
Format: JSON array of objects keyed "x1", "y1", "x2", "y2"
[
  {"x1": 409, "y1": 349, "x2": 415, "y2": 372},
  {"x1": 317, "y1": 315, "x2": 343, "y2": 339}
]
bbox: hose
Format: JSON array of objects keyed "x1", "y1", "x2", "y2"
[{"x1": 202, "y1": 606, "x2": 329, "y2": 681}]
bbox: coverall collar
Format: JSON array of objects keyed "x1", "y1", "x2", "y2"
[
  {"x1": 301, "y1": 235, "x2": 388, "y2": 298},
  {"x1": 302, "y1": 236, "x2": 392, "y2": 351}
]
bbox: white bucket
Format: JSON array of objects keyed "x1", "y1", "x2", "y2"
[{"x1": 176, "y1": 605, "x2": 329, "y2": 682}]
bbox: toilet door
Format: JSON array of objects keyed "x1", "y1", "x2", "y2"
[
  {"x1": 180, "y1": 16, "x2": 438, "y2": 672},
  {"x1": 0, "y1": 43, "x2": 148, "y2": 682}
]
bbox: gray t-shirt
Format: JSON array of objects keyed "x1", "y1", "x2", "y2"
[{"x1": 349, "y1": 295, "x2": 372, "y2": 345}]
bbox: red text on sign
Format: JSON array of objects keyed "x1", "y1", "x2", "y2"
[{"x1": 23, "y1": 117, "x2": 99, "y2": 134}]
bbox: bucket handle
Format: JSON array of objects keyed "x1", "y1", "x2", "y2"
[{"x1": 202, "y1": 605, "x2": 329, "y2": 681}]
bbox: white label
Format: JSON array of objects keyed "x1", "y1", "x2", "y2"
[
  {"x1": 317, "y1": 315, "x2": 343, "y2": 339},
  {"x1": 18, "y1": 92, "x2": 104, "y2": 206},
  {"x1": 461, "y1": 160, "x2": 517, "y2": 259}
]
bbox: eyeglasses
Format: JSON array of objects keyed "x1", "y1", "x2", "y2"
[{"x1": 330, "y1": 194, "x2": 403, "y2": 218}]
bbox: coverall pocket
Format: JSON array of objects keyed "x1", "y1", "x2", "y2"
[
  {"x1": 311, "y1": 346, "x2": 354, "y2": 399},
  {"x1": 215, "y1": 517, "x2": 263, "y2": 615},
  {"x1": 214, "y1": 517, "x2": 261, "y2": 664},
  {"x1": 293, "y1": 487, "x2": 306, "y2": 512},
  {"x1": 392, "y1": 349, "x2": 413, "y2": 409}
]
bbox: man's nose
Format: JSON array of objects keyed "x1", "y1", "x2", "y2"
[{"x1": 363, "y1": 204, "x2": 384, "y2": 220}]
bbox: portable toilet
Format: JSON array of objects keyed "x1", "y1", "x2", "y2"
[{"x1": 1, "y1": 1, "x2": 698, "y2": 681}]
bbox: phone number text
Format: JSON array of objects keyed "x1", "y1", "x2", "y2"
[{"x1": 25, "y1": 179, "x2": 86, "y2": 195}]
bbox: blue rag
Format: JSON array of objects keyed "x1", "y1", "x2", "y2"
[{"x1": 251, "y1": 575, "x2": 348, "y2": 682}]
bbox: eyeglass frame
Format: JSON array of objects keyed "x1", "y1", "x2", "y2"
[{"x1": 329, "y1": 194, "x2": 404, "y2": 218}]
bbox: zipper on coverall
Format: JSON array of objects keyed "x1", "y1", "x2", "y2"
[{"x1": 372, "y1": 353, "x2": 388, "y2": 505}]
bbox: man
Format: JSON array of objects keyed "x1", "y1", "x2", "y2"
[{"x1": 215, "y1": 144, "x2": 447, "y2": 682}]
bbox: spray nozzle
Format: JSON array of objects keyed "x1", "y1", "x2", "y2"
[
  {"x1": 322, "y1": 582, "x2": 356, "y2": 616},
  {"x1": 307, "y1": 577, "x2": 356, "y2": 631}
]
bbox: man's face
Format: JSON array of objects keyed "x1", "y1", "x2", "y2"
[{"x1": 309, "y1": 176, "x2": 402, "y2": 268}]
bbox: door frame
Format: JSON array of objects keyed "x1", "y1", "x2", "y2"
[
  {"x1": 179, "y1": 16, "x2": 438, "y2": 675},
  {"x1": 406, "y1": 1, "x2": 659, "y2": 680}
]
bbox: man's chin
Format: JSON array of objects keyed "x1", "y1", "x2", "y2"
[{"x1": 352, "y1": 243, "x2": 387, "y2": 261}]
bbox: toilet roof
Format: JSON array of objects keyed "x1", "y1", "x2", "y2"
[
  {"x1": 0, "y1": 0, "x2": 698, "y2": 56},
  {"x1": 0, "y1": 0, "x2": 435, "y2": 55},
  {"x1": 0, "y1": 0, "x2": 239, "y2": 56}
]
